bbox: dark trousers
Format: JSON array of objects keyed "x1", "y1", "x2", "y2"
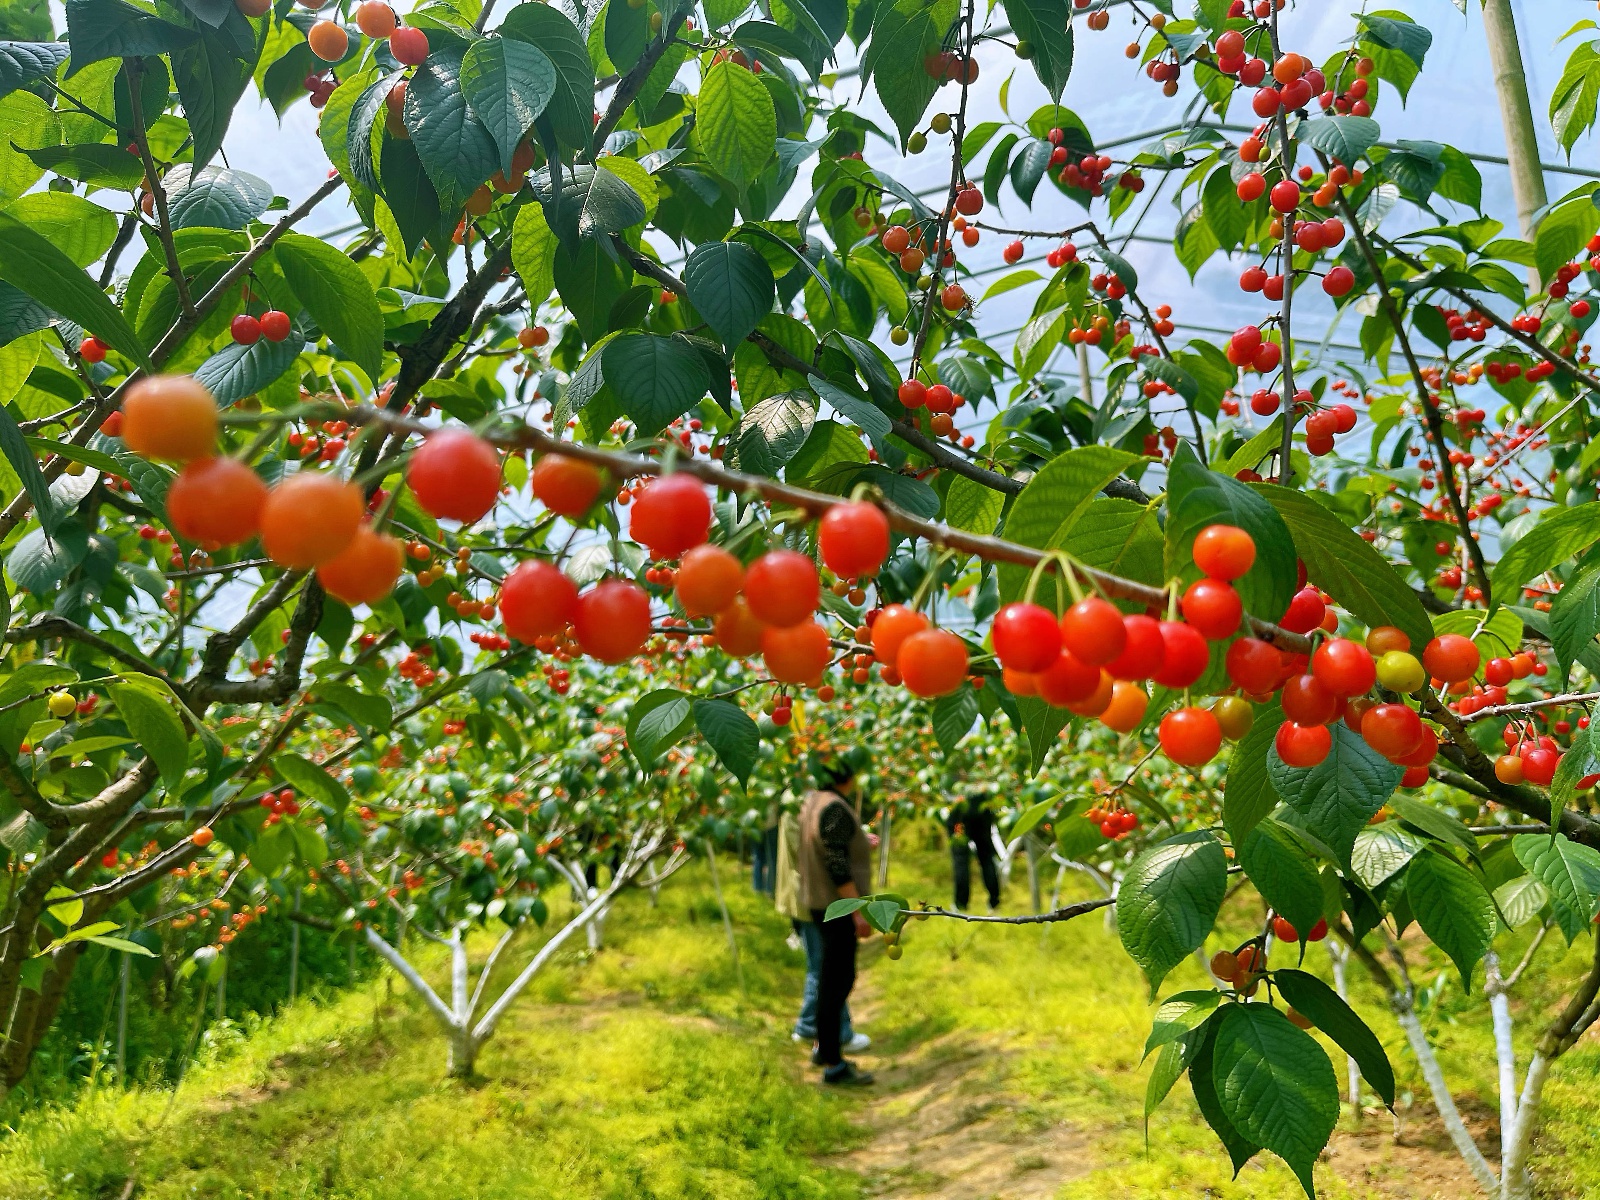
[
  {"x1": 810, "y1": 908, "x2": 857, "y2": 1067},
  {"x1": 751, "y1": 825, "x2": 779, "y2": 894},
  {"x1": 952, "y1": 839, "x2": 1000, "y2": 910}
]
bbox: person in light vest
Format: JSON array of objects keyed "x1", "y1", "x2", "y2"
[{"x1": 797, "y1": 751, "x2": 875, "y2": 1086}]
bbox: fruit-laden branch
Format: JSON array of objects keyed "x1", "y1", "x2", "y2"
[
  {"x1": 7, "y1": 615, "x2": 190, "y2": 704},
  {"x1": 0, "y1": 173, "x2": 345, "y2": 545},
  {"x1": 903, "y1": 896, "x2": 1114, "y2": 925},
  {"x1": 350, "y1": 405, "x2": 1318, "y2": 653},
  {"x1": 611, "y1": 236, "x2": 1153, "y2": 506},
  {"x1": 1267, "y1": 2, "x2": 1303, "y2": 487},
  {"x1": 1458, "y1": 689, "x2": 1600, "y2": 723},
  {"x1": 1324, "y1": 158, "x2": 1494, "y2": 604},
  {"x1": 588, "y1": 10, "x2": 690, "y2": 158}
]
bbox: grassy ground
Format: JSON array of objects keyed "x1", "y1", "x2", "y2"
[{"x1": 1, "y1": 829, "x2": 1597, "y2": 1199}]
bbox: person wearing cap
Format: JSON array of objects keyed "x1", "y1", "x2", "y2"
[
  {"x1": 797, "y1": 754, "x2": 875, "y2": 1086},
  {"x1": 946, "y1": 784, "x2": 1001, "y2": 913}
]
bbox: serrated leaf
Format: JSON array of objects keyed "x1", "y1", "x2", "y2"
[
  {"x1": 1002, "y1": 0, "x2": 1072, "y2": 102},
  {"x1": 0, "y1": 42, "x2": 68, "y2": 100},
  {"x1": 1166, "y1": 456, "x2": 1296, "y2": 627},
  {"x1": 693, "y1": 697, "x2": 759, "y2": 789},
  {"x1": 931, "y1": 686, "x2": 979, "y2": 753},
  {"x1": 499, "y1": 2, "x2": 595, "y2": 151},
  {"x1": 1117, "y1": 830, "x2": 1227, "y2": 998},
  {"x1": 684, "y1": 240, "x2": 776, "y2": 349},
  {"x1": 1513, "y1": 832, "x2": 1600, "y2": 941},
  {"x1": 1143, "y1": 990, "x2": 1219, "y2": 1059},
  {"x1": 602, "y1": 333, "x2": 709, "y2": 433},
  {"x1": 1302, "y1": 115, "x2": 1382, "y2": 165},
  {"x1": 193, "y1": 331, "x2": 302, "y2": 406},
  {"x1": 461, "y1": 37, "x2": 556, "y2": 176},
  {"x1": 1224, "y1": 702, "x2": 1284, "y2": 845},
  {"x1": 1350, "y1": 821, "x2": 1424, "y2": 889},
  {"x1": 1405, "y1": 847, "x2": 1496, "y2": 989},
  {"x1": 1240, "y1": 818, "x2": 1325, "y2": 938},
  {"x1": 403, "y1": 46, "x2": 500, "y2": 212},
  {"x1": 725, "y1": 390, "x2": 814, "y2": 475},
  {"x1": 0, "y1": 212, "x2": 149, "y2": 369},
  {"x1": 273, "y1": 231, "x2": 383, "y2": 382},
  {"x1": 1491, "y1": 501, "x2": 1600, "y2": 597},
  {"x1": 1273, "y1": 969, "x2": 1396, "y2": 1108},
  {"x1": 108, "y1": 678, "x2": 188, "y2": 794},
  {"x1": 1494, "y1": 874, "x2": 1550, "y2": 929},
  {"x1": 273, "y1": 752, "x2": 350, "y2": 814},
  {"x1": 1269, "y1": 722, "x2": 1402, "y2": 869},
  {"x1": 626, "y1": 688, "x2": 695, "y2": 767},
  {"x1": 162, "y1": 164, "x2": 273, "y2": 230},
  {"x1": 699, "y1": 61, "x2": 777, "y2": 192}
]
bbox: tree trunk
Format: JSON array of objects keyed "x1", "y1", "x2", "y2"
[
  {"x1": 1501, "y1": 1052, "x2": 1548, "y2": 1200},
  {"x1": 1394, "y1": 1002, "x2": 1500, "y2": 1195},
  {"x1": 876, "y1": 806, "x2": 892, "y2": 889},
  {"x1": 1327, "y1": 941, "x2": 1361, "y2": 1107},
  {"x1": 446, "y1": 1025, "x2": 477, "y2": 1079},
  {"x1": 1481, "y1": 0, "x2": 1548, "y2": 262},
  {"x1": 1484, "y1": 951, "x2": 1519, "y2": 1187}
]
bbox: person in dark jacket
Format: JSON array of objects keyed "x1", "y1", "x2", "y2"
[
  {"x1": 946, "y1": 786, "x2": 1001, "y2": 912},
  {"x1": 797, "y1": 754, "x2": 874, "y2": 1086}
]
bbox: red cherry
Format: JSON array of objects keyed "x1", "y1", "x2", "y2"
[
  {"x1": 389, "y1": 24, "x2": 429, "y2": 65},
  {"x1": 1106, "y1": 614, "x2": 1165, "y2": 680},
  {"x1": 230, "y1": 314, "x2": 261, "y2": 345},
  {"x1": 407, "y1": 428, "x2": 502, "y2": 524},
  {"x1": 1422, "y1": 634, "x2": 1480, "y2": 684},
  {"x1": 1310, "y1": 637, "x2": 1376, "y2": 697},
  {"x1": 1275, "y1": 721, "x2": 1332, "y2": 767},
  {"x1": 744, "y1": 549, "x2": 821, "y2": 628},
  {"x1": 1036, "y1": 650, "x2": 1105, "y2": 708},
  {"x1": 1279, "y1": 587, "x2": 1326, "y2": 633},
  {"x1": 762, "y1": 620, "x2": 832, "y2": 684},
  {"x1": 1060, "y1": 596, "x2": 1128, "y2": 665},
  {"x1": 1281, "y1": 673, "x2": 1338, "y2": 725},
  {"x1": 818, "y1": 502, "x2": 890, "y2": 579},
  {"x1": 1361, "y1": 703, "x2": 1424, "y2": 759},
  {"x1": 1180, "y1": 578, "x2": 1243, "y2": 640},
  {"x1": 1521, "y1": 745, "x2": 1559, "y2": 786},
  {"x1": 992, "y1": 602, "x2": 1062, "y2": 674},
  {"x1": 674, "y1": 544, "x2": 743, "y2": 617},
  {"x1": 1226, "y1": 637, "x2": 1285, "y2": 694},
  {"x1": 1152, "y1": 621, "x2": 1210, "y2": 689},
  {"x1": 1192, "y1": 524, "x2": 1255, "y2": 581},
  {"x1": 500, "y1": 560, "x2": 579, "y2": 641},
  {"x1": 1272, "y1": 917, "x2": 1300, "y2": 943},
  {"x1": 532, "y1": 453, "x2": 604, "y2": 517},
  {"x1": 897, "y1": 628, "x2": 969, "y2": 698},
  {"x1": 629, "y1": 474, "x2": 711, "y2": 559},
  {"x1": 259, "y1": 310, "x2": 292, "y2": 342},
  {"x1": 1159, "y1": 707, "x2": 1223, "y2": 766},
  {"x1": 574, "y1": 580, "x2": 651, "y2": 663}
]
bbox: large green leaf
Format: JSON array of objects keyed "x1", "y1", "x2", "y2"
[
  {"x1": 403, "y1": 46, "x2": 500, "y2": 212},
  {"x1": 2, "y1": 193, "x2": 117, "y2": 268},
  {"x1": 0, "y1": 212, "x2": 149, "y2": 369},
  {"x1": 1257, "y1": 483, "x2": 1433, "y2": 651},
  {"x1": 172, "y1": 23, "x2": 259, "y2": 172},
  {"x1": 193, "y1": 333, "x2": 302, "y2": 407},
  {"x1": 510, "y1": 198, "x2": 557, "y2": 311},
  {"x1": 22, "y1": 143, "x2": 143, "y2": 190},
  {"x1": 0, "y1": 41, "x2": 68, "y2": 99},
  {"x1": 273, "y1": 752, "x2": 350, "y2": 814},
  {"x1": 1274, "y1": 969, "x2": 1396, "y2": 1108},
  {"x1": 698, "y1": 60, "x2": 777, "y2": 192},
  {"x1": 862, "y1": 0, "x2": 957, "y2": 148},
  {"x1": 1116, "y1": 830, "x2": 1227, "y2": 998},
  {"x1": 684, "y1": 240, "x2": 776, "y2": 350},
  {"x1": 1513, "y1": 832, "x2": 1600, "y2": 942},
  {"x1": 1189, "y1": 1018, "x2": 1260, "y2": 1175},
  {"x1": 64, "y1": 0, "x2": 198, "y2": 73},
  {"x1": 460, "y1": 37, "x2": 556, "y2": 176},
  {"x1": 1550, "y1": 550, "x2": 1600, "y2": 685},
  {"x1": 626, "y1": 689, "x2": 695, "y2": 768},
  {"x1": 725, "y1": 391, "x2": 815, "y2": 475},
  {"x1": 0, "y1": 400, "x2": 58, "y2": 536},
  {"x1": 1350, "y1": 821, "x2": 1424, "y2": 889},
  {"x1": 1405, "y1": 847, "x2": 1496, "y2": 989},
  {"x1": 693, "y1": 697, "x2": 759, "y2": 789},
  {"x1": 1167, "y1": 455, "x2": 1296, "y2": 625},
  {"x1": 1268, "y1": 722, "x2": 1401, "y2": 869},
  {"x1": 1490, "y1": 501, "x2": 1600, "y2": 597},
  {"x1": 108, "y1": 677, "x2": 188, "y2": 794},
  {"x1": 498, "y1": 2, "x2": 595, "y2": 151},
  {"x1": 1535, "y1": 189, "x2": 1600, "y2": 285},
  {"x1": 272, "y1": 231, "x2": 383, "y2": 382},
  {"x1": 1143, "y1": 990, "x2": 1220, "y2": 1059},
  {"x1": 1002, "y1": 0, "x2": 1071, "y2": 102},
  {"x1": 346, "y1": 70, "x2": 405, "y2": 193},
  {"x1": 996, "y1": 446, "x2": 1141, "y2": 606},
  {"x1": 944, "y1": 472, "x2": 1005, "y2": 535},
  {"x1": 1223, "y1": 701, "x2": 1284, "y2": 845},
  {"x1": 162, "y1": 164, "x2": 273, "y2": 231},
  {"x1": 531, "y1": 162, "x2": 649, "y2": 238},
  {"x1": 1239, "y1": 818, "x2": 1325, "y2": 938},
  {"x1": 602, "y1": 333, "x2": 710, "y2": 434},
  {"x1": 1211, "y1": 1003, "x2": 1340, "y2": 1196},
  {"x1": 1301, "y1": 115, "x2": 1382, "y2": 165}
]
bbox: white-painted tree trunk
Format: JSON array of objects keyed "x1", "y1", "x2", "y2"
[
  {"x1": 1483, "y1": 950, "x2": 1520, "y2": 1190},
  {"x1": 1393, "y1": 1003, "x2": 1499, "y2": 1195},
  {"x1": 1501, "y1": 1052, "x2": 1549, "y2": 1200}
]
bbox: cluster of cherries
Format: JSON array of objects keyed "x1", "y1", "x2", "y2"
[
  {"x1": 395, "y1": 645, "x2": 439, "y2": 688},
  {"x1": 306, "y1": 1, "x2": 428, "y2": 66},
  {"x1": 229, "y1": 311, "x2": 294, "y2": 345},
  {"x1": 258, "y1": 788, "x2": 303, "y2": 826},
  {"x1": 1084, "y1": 802, "x2": 1139, "y2": 839}
]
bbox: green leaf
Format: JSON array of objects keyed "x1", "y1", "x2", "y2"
[
  {"x1": 193, "y1": 333, "x2": 302, "y2": 407},
  {"x1": 1273, "y1": 969, "x2": 1396, "y2": 1109},
  {"x1": 3, "y1": 193, "x2": 117, "y2": 268},
  {"x1": 7, "y1": 520, "x2": 87, "y2": 593},
  {"x1": 347, "y1": 70, "x2": 404, "y2": 193},
  {"x1": 0, "y1": 396, "x2": 56, "y2": 535},
  {"x1": 85, "y1": 934, "x2": 157, "y2": 957},
  {"x1": 945, "y1": 472, "x2": 1004, "y2": 534},
  {"x1": 1002, "y1": 0, "x2": 1071, "y2": 102},
  {"x1": 64, "y1": 0, "x2": 198, "y2": 73},
  {"x1": 461, "y1": 37, "x2": 556, "y2": 176},
  {"x1": 863, "y1": 0, "x2": 956, "y2": 148},
  {"x1": 0, "y1": 212, "x2": 149, "y2": 369},
  {"x1": 272, "y1": 231, "x2": 383, "y2": 382},
  {"x1": 162, "y1": 164, "x2": 273, "y2": 231},
  {"x1": 1009, "y1": 797, "x2": 1054, "y2": 841},
  {"x1": 1550, "y1": 551, "x2": 1600, "y2": 685},
  {"x1": 1211, "y1": 1003, "x2": 1339, "y2": 1197},
  {"x1": 1359, "y1": 13, "x2": 1431, "y2": 66},
  {"x1": 1166, "y1": 456, "x2": 1296, "y2": 626},
  {"x1": 698, "y1": 61, "x2": 777, "y2": 193},
  {"x1": 1116, "y1": 830, "x2": 1227, "y2": 998},
  {"x1": 1388, "y1": 792, "x2": 1478, "y2": 857},
  {"x1": 693, "y1": 697, "x2": 760, "y2": 789},
  {"x1": 602, "y1": 333, "x2": 710, "y2": 434},
  {"x1": 1146, "y1": 1036, "x2": 1192, "y2": 1119},
  {"x1": 725, "y1": 391, "x2": 814, "y2": 475},
  {"x1": 823, "y1": 896, "x2": 867, "y2": 921},
  {"x1": 107, "y1": 678, "x2": 188, "y2": 794},
  {"x1": 1239, "y1": 818, "x2": 1325, "y2": 937},
  {"x1": 511, "y1": 198, "x2": 557, "y2": 311},
  {"x1": 1405, "y1": 847, "x2": 1496, "y2": 989},
  {"x1": 403, "y1": 46, "x2": 500, "y2": 212},
  {"x1": 1350, "y1": 821, "x2": 1425, "y2": 889},
  {"x1": 996, "y1": 446, "x2": 1141, "y2": 605},
  {"x1": 812, "y1": 378, "x2": 891, "y2": 451},
  {"x1": 273, "y1": 752, "x2": 350, "y2": 814},
  {"x1": 1491, "y1": 502, "x2": 1600, "y2": 597},
  {"x1": 1143, "y1": 989, "x2": 1220, "y2": 1059},
  {"x1": 1189, "y1": 1018, "x2": 1261, "y2": 1174},
  {"x1": 684, "y1": 240, "x2": 776, "y2": 349},
  {"x1": 498, "y1": 3, "x2": 595, "y2": 151},
  {"x1": 604, "y1": 0, "x2": 648, "y2": 71},
  {"x1": 1513, "y1": 832, "x2": 1600, "y2": 941},
  {"x1": 1495, "y1": 874, "x2": 1550, "y2": 929},
  {"x1": 532, "y1": 162, "x2": 648, "y2": 238},
  {"x1": 626, "y1": 688, "x2": 695, "y2": 768},
  {"x1": 1536, "y1": 190, "x2": 1600, "y2": 285},
  {"x1": 172, "y1": 24, "x2": 259, "y2": 172},
  {"x1": 1269, "y1": 722, "x2": 1402, "y2": 869},
  {"x1": 931, "y1": 686, "x2": 979, "y2": 753},
  {"x1": 1302, "y1": 115, "x2": 1382, "y2": 165},
  {"x1": 1223, "y1": 702, "x2": 1284, "y2": 845},
  {"x1": 1257, "y1": 482, "x2": 1432, "y2": 651},
  {"x1": 0, "y1": 42, "x2": 68, "y2": 99}
]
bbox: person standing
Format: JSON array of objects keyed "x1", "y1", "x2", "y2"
[
  {"x1": 798, "y1": 756, "x2": 874, "y2": 1086},
  {"x1": 946, "y1": 786, "x2": 1001, "y2": 912},
  {"x1": 777, "y1": 800, "x2": 867, "y2": 1054},
  {"x1": 751, "y1": 798, "x2": 780, "y2": 895}
]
